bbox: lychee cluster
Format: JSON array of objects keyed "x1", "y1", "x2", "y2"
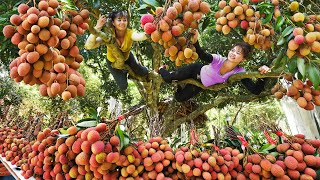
[
  {"x1": 244, "y1": 134, "x2": 320, "y2": 179},
  {"x1": 2, "y1": 0, "x2": 89, "y2": 101},
  {"x1": 286, "y1": 23, "x2": 320, "y2": 59},
  {"x1": 140, "y1": 0, "x2": 210, "y2": 66},
  {"x1": 272, "y1": 75, "x2": 320, "y2": 111},
  {"x1": 214, "y1": 0, "x2": 274, "y2": 50}
]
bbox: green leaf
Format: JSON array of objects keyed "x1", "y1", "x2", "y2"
[
  {"x1": 143, "y1": 0, "x2": 160, "y2": 8},
  {"x1": 262, "y1": 12, "x2": 273, "y2": 24},
  {"x1": 307, "y1": 63, "x2": 320, "y2": 90},
  {"x1": 281, "y1": 26, "x2": 294, "y2": 37},
  {"x1": 287, "y1": 57, "x2": 298, "y2": 73},
  {"x1": 76, "y1": 120, "x2": 97, "y2": 128},
  {"x1": 316, "y1": 169, "x2": 320, "y2": 180},
  {"x1": 116, "y1": 129, "x2": 130, "y2": 150},
  {"x1": 272, "y1": 49, "x2": 285, "y2": 68},
  {"x1": 297, "y1": 58, "x2": 306, "y2": 77},
  {"x1": 286, "y1": 33, "x2": 294, "y2": 42},
  {"x1": 136, "y1": 4, "x2": 150, "y2": 11},
  {"x1": 256, "y1": 2, "x2": 274, "y2": 8},
  {"x1": 116, "y1": 129, "x2": 125, "y2": 149},
  {"x1": 201, "y1": 17, "x2": 210, "y2": 32},
  {"x1": 277, "y1": 37, "x2": 285, "y2": 45},
  {"x1": 77, "y1": 118, "x2": 97, "y2": 123},
  {"x1": 270, "y1": 151, "x2": 279, "y2": 157},
  {"x1": 275, "y1": 16, "x2": 285, "y2": 31}
]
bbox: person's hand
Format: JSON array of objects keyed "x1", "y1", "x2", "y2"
[
  {"x1": 95, "y1": 15, "x2": 107, "y2": 29},
  {"x1": 258, "y1": 65, "x2": 271, "y2": 74}
]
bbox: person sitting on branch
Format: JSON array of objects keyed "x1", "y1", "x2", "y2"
[
  {"x1": 158, "y1": 41, "x2": 270, "y2": 102},
  {"x1": 85, "y1": 10, "x2": 149, "y2": 90}
]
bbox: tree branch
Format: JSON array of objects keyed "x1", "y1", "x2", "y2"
[
  {"x1": 162, "y1": 92, "x2": 272, "y2": 137},
  {"x1": 178, "y1": 71, "x2": 282, "y2": 91}
]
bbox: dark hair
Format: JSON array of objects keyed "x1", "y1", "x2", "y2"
[
  {"x1": 108, "y1": 10, "x2": 128, "y2": 22},
  {"x1": 233, "y1": 42, "x2": 252, "y2": 59}
]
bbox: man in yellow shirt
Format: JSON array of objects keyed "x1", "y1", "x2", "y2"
[{"x1": 85, "y1": 10, "x2": 148, "y2": 90}]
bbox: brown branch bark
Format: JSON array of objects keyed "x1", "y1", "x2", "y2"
[
  {"x1": 161, "y1": 92, "x2": 272, "y2": 137},
  {"x1": 178, "y1": 71, "x2": 282, "y2": 90}
]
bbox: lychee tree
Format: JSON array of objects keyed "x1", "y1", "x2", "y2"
[{"x1": 1, "y1": 0, "x2": 320, "y2": 138}]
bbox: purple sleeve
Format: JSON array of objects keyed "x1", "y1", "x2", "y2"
[{"x1": 211, "y1": 54, "x2": 223, "y2": 64}]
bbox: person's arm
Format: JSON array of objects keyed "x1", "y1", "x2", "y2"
[
  {"x1": 84, "y1": 34, "x2": 102, "y2": 50},
  {"x1": 131, "y1": 31, "x2": 148, "y2": 41},
  {"x1": 193, "y1": 41, "x2": 213, "y2": 63},
  {"x1": 85, "y1": 15, "x2": 113, "y2": 50},
  {"x1": 241, "y1": 78, "x2": 266, "y2": 95}
]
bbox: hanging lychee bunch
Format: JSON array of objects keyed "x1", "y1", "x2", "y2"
[
  {"x1": 285, "y1": 22, "x2": 320, "y2": 59},
  {"x1": 271, "y1": 74, "x2": 320, "y2": 111},
  {"x1": 140, "y1": 0, "x2": 210, "y2": 66},
  {"x1": 3, "y1": 0, "x2": 89, "y2": 101},
  {"x1": 214, "y1": 0, "x2": 273, "y2": 50},
  {"x1": 280, "y1": 1, "x2": 320, "y2": 59}
]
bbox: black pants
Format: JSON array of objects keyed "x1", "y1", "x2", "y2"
[
  {"x1": 159, "y1": 63, "x2": 204, "y2": 102},
  {"x1": 107, "y1": 52, "x2": 148, "y2": 90}
]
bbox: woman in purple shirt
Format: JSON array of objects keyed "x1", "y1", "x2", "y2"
[{"x1": 159, "y1": 41, "x2": 270, "y2": 102}]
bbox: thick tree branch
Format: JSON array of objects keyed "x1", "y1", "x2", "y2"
[
  {"x1": 162, "y1": 92, "x2": 272, "y2": 137},
  {"x1": 178, "y1": 72, "x2": 282, "y2": 91}
]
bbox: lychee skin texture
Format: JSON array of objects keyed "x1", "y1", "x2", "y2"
[{"x1": 140, "y1": 14, "x2": 154, "y2": 26}]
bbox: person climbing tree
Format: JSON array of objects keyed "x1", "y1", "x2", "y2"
[
  {"x1": 85, "y1": 10, "x2": 148, "y2": 90},
  {"x1": 158, "y1": 41, "x2": 271, "y2": 102}
]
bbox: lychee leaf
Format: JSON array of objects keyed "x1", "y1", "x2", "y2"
[
  {"x1": 287, "y1": 56, "x2": 297, "y2": 73},
  {"x1": 270, "y1": 151, "x2": 279, "y2": 157},
  {"x1": 297, "y1": 58, "x2": 306, "y2": 77},
  {"x1": 275, "y1": 16, "x2": 285, "y2": 32},
  {"x1": 281, "y1": 26, "x2": 294, "y2": 38},
  {"x1": 277, "y1": 37, "x2": 285, "y2": 45},
  {"x1": 262, "y1": 11, "x2": 274, "y2": 24},
  {"x1": 307, "y1": 63, "x2": 320, "y2": 90},
  {"x1": 260, "y1": 144, "x2": 276, "y2": 152},
  {"x1": 76, "y1": 120, "x2": 97, "y2": 128},
  {"x1": 142, "y1": 0, "x2": 160, "y2": 8}
]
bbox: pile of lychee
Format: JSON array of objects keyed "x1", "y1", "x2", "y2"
[
  {"x1": 0, "y1": 121, "x2": 320, "y2": 179},
  {"x1": 272, "y1": 75, "x2": 320, "y2": 111},
  {"x1": 214, "y1": 0, "x2": 274, "y2": 50},
  {"x1": 0, "y1": 126, "x2": 31, "y2": 167},
  {"x1": 140, "y1": 0, "x2": 210, "y2": 66},
  {"x1": 173, "y1": 146, "x2": 245, "y2": 179},
  {"x1": 243, "y1": 134, "x2": 320, "y2": 179},
  {"x1": 2, "y1": 0, "x2": 89, "y2": 101},
  {"x1": 19, "y1": 124, "x2": 125, "y2": 179},
  {"x1": 0, "y1": 162, "x2": 10, "y2": 177}
]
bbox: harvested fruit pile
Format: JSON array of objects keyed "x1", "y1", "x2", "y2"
[
  {"x1": 141, "y1": 0, "x2": 210, "y2": 66},
  {"x1": 3, "y1": 0, "x2": 89, "y2": 101},
  {"x1": 0, "y1": 123, "x2": 320, "y2": 179}
]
